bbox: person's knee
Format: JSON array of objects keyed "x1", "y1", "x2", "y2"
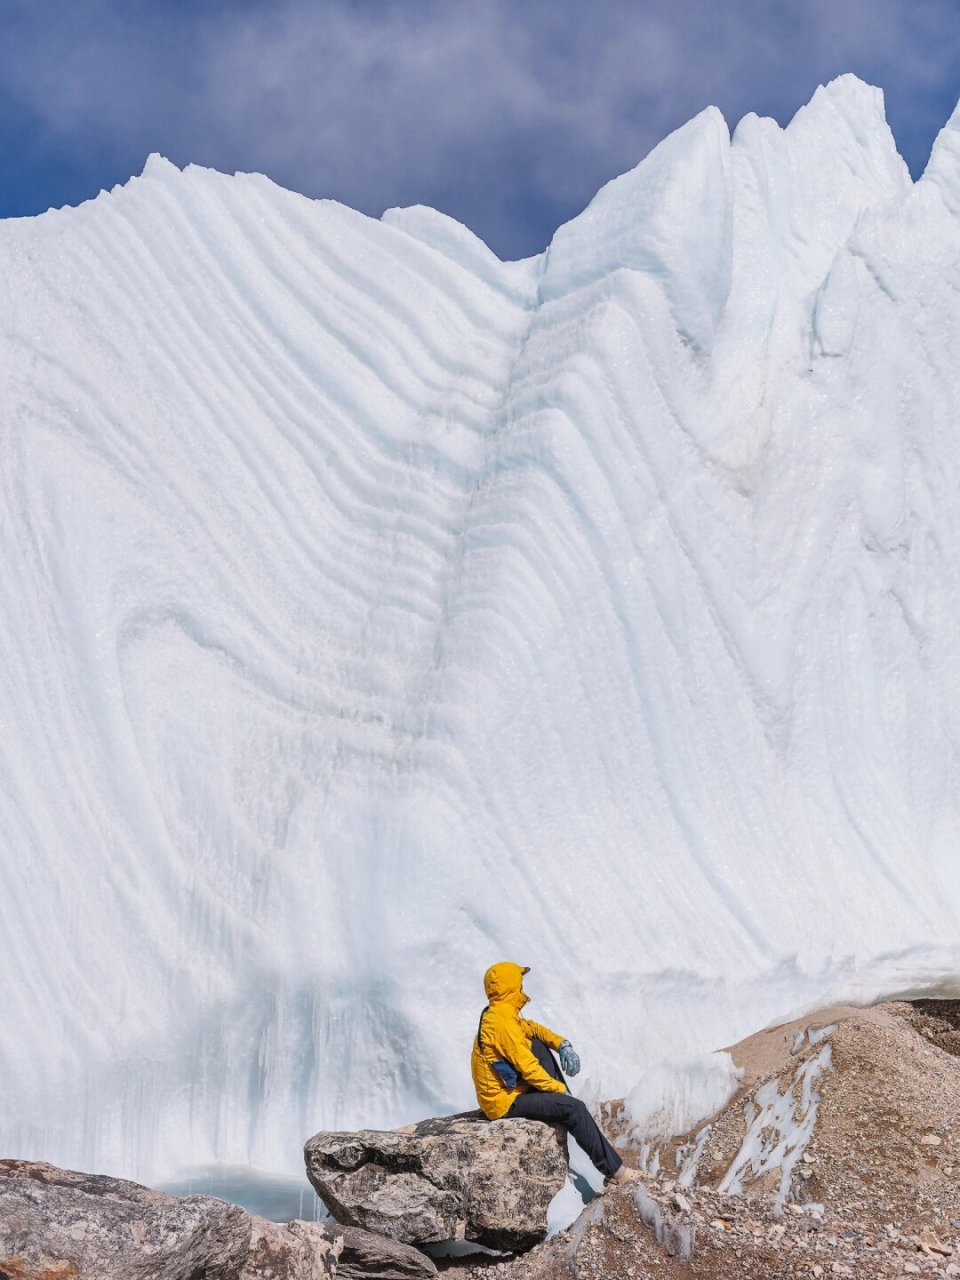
[{"x1": 557, "y1": 1096, "x2": 587, "y2": 1121}]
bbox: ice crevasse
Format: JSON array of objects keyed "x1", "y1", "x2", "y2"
[{"x1": 3, "y1": 74, "x2": 960, "y2": 1184}]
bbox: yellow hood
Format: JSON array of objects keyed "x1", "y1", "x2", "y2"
[{"x1": 483, "y1": 961, "x2": 530, "y2": 1010}]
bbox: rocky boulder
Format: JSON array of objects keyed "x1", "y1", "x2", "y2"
[
  {"x1": 323, "y1": 1223, "x2": 439, "y2": 1279},
  {"x1": 0, "y1": 1159, "x2": 438, "y2": 1280},
  {"x1": 0, "y1": 1159, "x2": 250, "y2": 1279},
  {"x1": 240, "y1": 1218, "x2": 339, "y2": 1280},
  {"x1": 241, "y1": 1218, "x2": 437, "y2": 1280},
  {"x1": 304, "y1": 1110, "x2": 568, "y2": 1252}
]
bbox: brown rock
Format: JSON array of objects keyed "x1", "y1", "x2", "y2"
[{"x1": 917, "y1": 1226, "x2": 951, "y2": 1256}]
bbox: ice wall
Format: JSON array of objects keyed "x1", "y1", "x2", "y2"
[{"x1": 3, "y1": 74, "x2": 960, "y2": 1182}]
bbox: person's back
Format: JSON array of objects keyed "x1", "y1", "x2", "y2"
[
  {"x1": 470, "y1": 961, "x2": 636, "y2": 1186},
  {"x1": 471, "y1": 961, "x2": 568, "y2": 1118}
]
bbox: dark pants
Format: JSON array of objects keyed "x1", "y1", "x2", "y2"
[{"x1": 507, "y1": 1039, "x2": 622, "y2": 1177}]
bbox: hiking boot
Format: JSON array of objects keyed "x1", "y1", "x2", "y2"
[{"x1": 606, "y1": 1164, "x2": 639, "y2": 1186}]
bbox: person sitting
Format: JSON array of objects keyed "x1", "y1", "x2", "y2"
[{"x1": 470, "y1": 960, "x2": 636, "y2": 1186}]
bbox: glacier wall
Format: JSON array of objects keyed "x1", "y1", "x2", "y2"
[{"x1": 3, "y1": 75, "x2": 960, "y2": 1183}]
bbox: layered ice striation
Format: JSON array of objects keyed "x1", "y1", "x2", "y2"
[{"x1": 3, "y1": 74, "x2": 960, "y2": 1184}]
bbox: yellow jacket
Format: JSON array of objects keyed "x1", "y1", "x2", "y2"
[{"x1": 470, "y1": 961, "x2": 567, "y2": 1119}]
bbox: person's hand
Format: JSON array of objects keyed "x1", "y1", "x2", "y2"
[{"x1": 558, "y1": 1041, "x2": 580, "y2": 1076}]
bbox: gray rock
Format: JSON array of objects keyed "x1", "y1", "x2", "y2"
[
  {"x1": 304, "y1": 1110, "x2": 567, "y2": 1252},
  {"x1": 0, "y1": 1159, "x2": 250, "y2": 1279},
  {"x1": 326, "y1": 1222, "x2": 438, "y2": 1278},
  {"x1": 241, "y1": 1217, "x2": 436, "y2": 1280},
  {"x1": 241, "y1": 1218, "x2": 340, "y2": 1279}
]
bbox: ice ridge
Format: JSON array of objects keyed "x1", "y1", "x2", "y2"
[{"x1": 2, "y1": 75, "x2": 960, "y2": 1183}]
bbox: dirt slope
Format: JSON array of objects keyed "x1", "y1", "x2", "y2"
[{"x1": 450, "y1": 1000, "x2": 960, "y2": 1279}]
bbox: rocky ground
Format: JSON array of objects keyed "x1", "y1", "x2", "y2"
[
  {"x1": 450, "y1": 1165, "x2": 960, "y2": 1279},
  {"x1": 447, "y1": 999, "x2": 960, "y2": 1279}
]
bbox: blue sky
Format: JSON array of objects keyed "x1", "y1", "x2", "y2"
[{"x1": 2, "y1": 0, "x2": 959, "y2": 259}]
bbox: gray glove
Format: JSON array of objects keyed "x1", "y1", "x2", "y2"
[{"x1": 558, "y1": 1040, "x2": 580, "y2": 1076}]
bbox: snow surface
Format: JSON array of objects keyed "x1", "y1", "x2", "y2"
[
  {"x1": 717, "y1": 1041, "x2": 832, "y2": 1210},
  {"x1": 3, "y1": 74, "x2": 960, "y2": 1186},
  {"x1": 624, "y1": 1052, "x2": 742, "y2": 1142}
]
